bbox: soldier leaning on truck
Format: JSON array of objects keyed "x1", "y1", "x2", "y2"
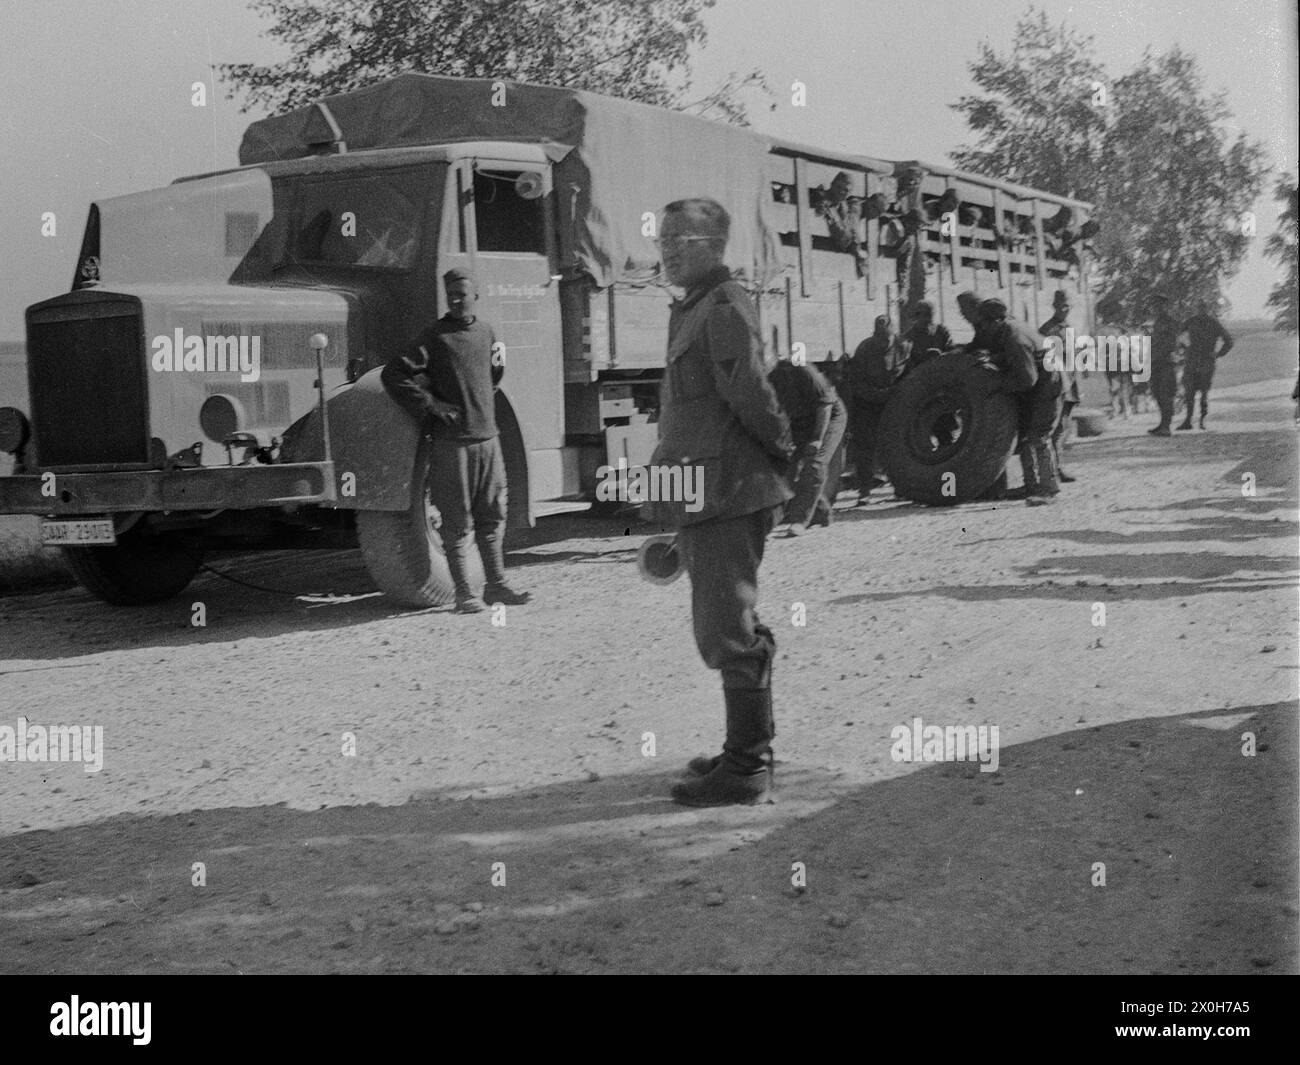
[
  {"x1": 381, "y1": 268, "x2": 532, "y2": 613},
  {"x1": 644, "y1": 197, "x2": 795, "y2": 808},
  {"x1": 842, "y1": 316, "x2": 899, "y2": 504}
]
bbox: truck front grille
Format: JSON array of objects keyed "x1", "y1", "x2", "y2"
[{"x1": 26, "y1": 294, "x2": 149, "y2": 468}]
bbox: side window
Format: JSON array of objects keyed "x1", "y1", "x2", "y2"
[
  {"x1": 289, "y1": 169, "x2": 425, "y2": 269},
  {"x1": 473, "y1": 169, "x2": 545, "y2": 254}
]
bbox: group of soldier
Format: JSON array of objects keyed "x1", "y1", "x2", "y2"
[
  {"x1": 379, "y1": 196, "x2": 1236, "y2": 810},
  {"x1": 1143, "y1": 296, "x2": 1235, "y2": 436},
  {"x1": 773, "y1": 287, "x2": 1236, "y2": 516},
  {"x1": 774, "y1": 286, "x2": 1080, "y2": 513}
]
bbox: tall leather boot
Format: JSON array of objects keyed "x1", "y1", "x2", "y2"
[
  {"x1": 672, "y1": 688, "x2": 775, "y2": 806},
  {"x1": 446, "y1": 536, "x2": 484, "y2": 613},
  {"x1": 477, "y1": 522, "x2": 531, "y2": 605},
  {"x1": 684, "y1": 624, "x2": 775, "y2": 778}
]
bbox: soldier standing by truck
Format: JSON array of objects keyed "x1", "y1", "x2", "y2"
[
  {"x1": 843, "y1": 316, "x2": 899, "y2": 504},
  {"x1": 1040, "y1": 291, "x2": 1079, "y2": 484},
  {"x1": 381, "y1": 268, "x2": 532, "y2": 613},
  {"x1": 645, "y1": 198, "x2": 794, "y2": 808}
]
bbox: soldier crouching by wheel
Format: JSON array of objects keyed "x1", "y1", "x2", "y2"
[
  {"x1": 977, "y1": 297, "x2": 1062, "y2": 506},
  {"x1": 381, "y1": 268, "x2": 532, "y2": 613},
  {"x1": 645, "y1": 198, "x2": 795, "y2": 807}
]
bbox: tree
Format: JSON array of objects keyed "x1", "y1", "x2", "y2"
[
  {"x1": 219, "y1": 0, "x2": 767, "y2": 124},
  {"x1": 950, "y1": 6, "x2": 1269, "y2": 322},
  {"x1": 951, "y1": 9, "x2": 1107, "y2": 201},
  {"x1": 1264, "y1": 173, "x2": 1298, "y2": 334}
]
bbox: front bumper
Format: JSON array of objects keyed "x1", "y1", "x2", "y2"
[{"x1": 0, "y1": 462, "x2": 337, "y2": 515}]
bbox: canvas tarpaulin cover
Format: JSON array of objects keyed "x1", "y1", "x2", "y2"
[{"x1": 239, "y1": 73, "x2": 782, "y2": 288}]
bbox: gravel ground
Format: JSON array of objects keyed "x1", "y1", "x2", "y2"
[{"x1": 0, "y1": 377, "x2": 1296, "y2": 974}]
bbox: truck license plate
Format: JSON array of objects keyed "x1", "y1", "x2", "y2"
[{"x1": 40, "y1": 519, "x2": 117, "y2": 546}]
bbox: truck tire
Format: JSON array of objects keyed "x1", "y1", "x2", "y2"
[
  {"x1": 61, "y1": 527, "x2": 203, "y2": 605},
  {"x1": 878, "y1": 352, "x2": 1019, "y2": 506},
  {"x1": 355, "y1": 441, "x2": 484, "y2": 608}
]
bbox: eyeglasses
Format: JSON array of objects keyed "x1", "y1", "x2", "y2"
[{"x1": 652, "y1": 236, "x2": 718, "y2": 251}]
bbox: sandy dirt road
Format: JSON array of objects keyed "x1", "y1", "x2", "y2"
[{"x1": 0, "y1": 378, "x2": 1296, "y2": 974}]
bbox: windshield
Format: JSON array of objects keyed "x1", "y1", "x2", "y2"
[{"x1": 287, "y1": 167, "x2": 428, "y2": 269}]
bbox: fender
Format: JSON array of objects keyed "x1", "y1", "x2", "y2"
[
  {"x1": 280, "y1": 367, "x2": 531, "y2": 522},
  {"x1": 279, "y1": 367, "x2": 421, "y2": 510}
]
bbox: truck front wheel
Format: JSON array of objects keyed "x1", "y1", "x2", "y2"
[
  {"x1": 61, "y1": 526, "x2": 203, "y2": 605},
  {"x1": 355, "y1": 443, "x2": 483, "y2": 608}
]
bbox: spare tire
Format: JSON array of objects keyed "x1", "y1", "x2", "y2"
[{"x1": 878, "y1": 352, "x2": 1019, "y2": 506}]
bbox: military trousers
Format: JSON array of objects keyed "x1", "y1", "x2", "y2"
[
  {"x1": 677, "y1": 506, "x2": 780, "y2": 690},
  {"x1": 847, "y1": 400, "x2": 887, "y2": 493},
  {"x1": 429, "y1": 436, "x2": 509, "y2": 590},
  {"x1": 786, "y1": 402, "x2": 847, "y2": 526},
  {"x1": 1184, "y1": 363, "x2": 1214, "y2": 417},
  {"x1": 1017, "y1": 372, "x2": 1063, "y2": 497},
  {"x1": 1151, "y1": 362, "x2": 1177, "y2": 429}
]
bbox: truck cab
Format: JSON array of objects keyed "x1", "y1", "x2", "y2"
[{"x1": 0, "y1": 139, "x2": 567, "y2": 606}]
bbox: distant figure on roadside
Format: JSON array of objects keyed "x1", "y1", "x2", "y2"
[
  {"x1": 768, "y1": 357, "x2": 847, "y2": 535},
  {"x1": 1177, "y1": 300, "x2": 1234, "y2": 430},
  {"x1": 843, "y1": 316, "x2": 899, "y2": 504},
  {"x1": 1147, "y1": 292, "x2": 1180, "y2": 437},
  {"x1": 1097, "y1": 318, "x2": 1133, "y2": 419},
  {"x1": 1040, "y1": 290, "x2": 1078, "y2": 484}
]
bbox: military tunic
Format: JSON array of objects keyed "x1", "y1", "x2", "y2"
[
  {"x1": 843, "y1": 332, "x2": 898, "y2": 493},
  {"x1": 646, "y1": 266, "x2": 794, "y2": 689},
  {"x1": 769, "y1": 359, "x2": 847, "y2": 526},
  {"x1": 988, "y1": 317, "x2": 1061, "y2": 497}
]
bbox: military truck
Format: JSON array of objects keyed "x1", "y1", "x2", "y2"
[{"x1": 0, "y1": 73, "x2": 1096, "y2": 605}]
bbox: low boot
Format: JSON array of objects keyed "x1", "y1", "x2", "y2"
[{"x1": 672, "y1": 689, "x2": 775, "y2": 806}]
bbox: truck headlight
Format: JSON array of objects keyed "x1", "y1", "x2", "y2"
[
  {"x1": 199, "y1": 394, "x2": 247, "y2": 444},
  {"x1": 0, "y1": 407, "x2": 30, "y2": 454}
]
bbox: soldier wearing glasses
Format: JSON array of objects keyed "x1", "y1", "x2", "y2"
[{"x1": 646, "y1": 198, "x2": 794, "y2": 807}]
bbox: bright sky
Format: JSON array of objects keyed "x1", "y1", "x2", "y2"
[{"x1": 0, "y1": 0, "x2": 1294, "y2": 342}]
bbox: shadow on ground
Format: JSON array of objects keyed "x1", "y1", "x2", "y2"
[
  {"x1": 2, "y1": 702, "x2": 1293, "y2": 974},
  {"x1": 0, "y1": 510, "x2": 652, "y2": 663}
]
